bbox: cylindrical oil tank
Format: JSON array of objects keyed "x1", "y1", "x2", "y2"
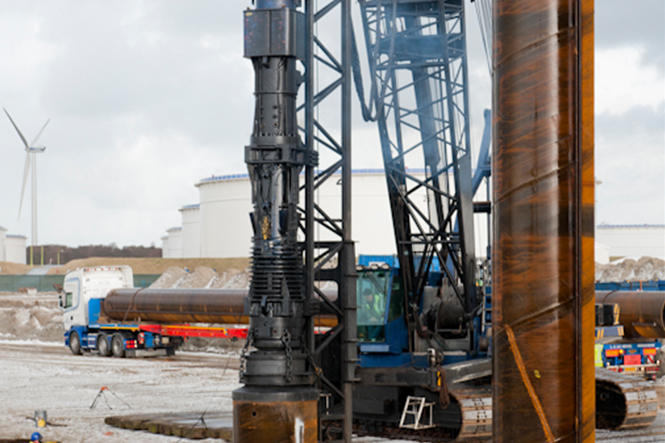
[
  {"x1": 492, "y1": 0, "x2": 595, "y2": 442},
  {"x1": 596, "y1": 291, "x2": 665, "y2": 338}
]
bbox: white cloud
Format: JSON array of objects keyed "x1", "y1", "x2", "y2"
[
  {"x1": 596, "y1": 46, "x2": 665, "y2": 116},
  {"x1": 0, "y1": 0, "x2": 662, "y2": 249}
]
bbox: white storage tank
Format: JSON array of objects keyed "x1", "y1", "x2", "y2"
[
  {"x1": 197, "y1": 174, "x2": 253, "y2": 258},
  {"x1": 596, "y1": 224, "x2": 665, "y2": 260},
  {"x1": 165, "y1": 227, "x2": 183, "y2": 258},
  {"x1": 194, "y1": 170, "x2": 409, "y2": 258},
  {"x1": 160, "y1": 236, "x2": 170, "y2": 258},
  {"x1": 5, "y1": 235, "x2": 26, "y2": 264},
  {"x1": 180, "y1": 204, "x2": 201, "y2": 258},
  {"x1": 175, "y1": 169, "x2": 492, "y2": 259}
]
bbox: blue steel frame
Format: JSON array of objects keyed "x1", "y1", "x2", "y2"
[{"x1": 358, "y1": 0, "x2": 477, "y2": 351}]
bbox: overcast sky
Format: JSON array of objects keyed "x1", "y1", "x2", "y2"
[{"x1": 0, "y1": 1, "x2": 663, "y2": 248}]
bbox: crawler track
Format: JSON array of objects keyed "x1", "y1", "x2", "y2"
[
  {"x1": 449, "y1": 386, "x2": 492, "y2": 442},
  {"x1": 596, "y1": 367, "x2": 659, "y2": 430}
]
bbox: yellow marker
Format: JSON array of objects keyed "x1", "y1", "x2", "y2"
[
  {"x1": 261, "y1": 216, "x2": 271, "y2": 240},
  {"x1": 534, "y1": 370, "x2": 541, "y2": 379}
]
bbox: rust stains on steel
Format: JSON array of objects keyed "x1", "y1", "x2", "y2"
[
  {"x1": 233, "y1": 388, "x2": 318, "y2": 443},
  {"x1": 492, "y1": 0, "x2": 595, "y2": 442},
  {"x1": 596, "y1": 291, "x2": 665, "y2": 339},
  {"x1": 102, "y1": 288, "x2": 338, "y2": 327}
]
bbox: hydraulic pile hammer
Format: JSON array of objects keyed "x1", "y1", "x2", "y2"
[{"x1": 232, "y1": 1, "x2": 318, "y2": 442}]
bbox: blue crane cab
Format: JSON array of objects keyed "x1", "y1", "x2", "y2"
[
  {"x1": 356, "y1": 267, "x2": 409, "y2": 365},
  {"x1": 355, "y1": 260, "x2": 490, "y2": 370}
]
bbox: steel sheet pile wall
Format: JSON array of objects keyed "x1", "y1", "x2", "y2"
[{"x1": 492, "y1": 0, "x2": 595, "y2": 442}]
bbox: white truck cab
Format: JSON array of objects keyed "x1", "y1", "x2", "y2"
[{"x1": 60, "y1": 266, "x2": 133, "y2": 332}]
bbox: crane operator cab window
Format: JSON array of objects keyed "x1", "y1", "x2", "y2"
[{"x1": 357, "y1": 270, "x2": 389, "y2": 342}]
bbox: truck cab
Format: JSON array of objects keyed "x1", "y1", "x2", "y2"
[{"x1": 60, "y1": 266, "x2": 133, "y2": 352}]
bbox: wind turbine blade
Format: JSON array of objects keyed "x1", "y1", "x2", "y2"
[
  {"x1": 18, "y1": 152, "x2": 31, "y2": 220},
  {"x1": 3, "y1": 108, "x2": 29, "y2": 149},
  {"x1": 31, "y1": 118, "x2": 50, "y2": 146}
]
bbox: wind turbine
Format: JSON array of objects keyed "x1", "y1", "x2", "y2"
[{"x1": 4, "y1": 108, "x2": 50, "y2": 251}]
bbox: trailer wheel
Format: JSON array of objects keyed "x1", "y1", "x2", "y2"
[
  {"x1": 69, "y1": 331, "x2": 82, "y2": 355},
  {"x1": 97, "y1": 333, "x2": 110, "y2": 357},
  {"x1": 111, "y1": 334, "x2": 125, "y2": 358}
]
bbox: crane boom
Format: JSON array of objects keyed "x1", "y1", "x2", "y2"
[{"x1": 359, "y1": 0, "x2": 477, "y2": 349}]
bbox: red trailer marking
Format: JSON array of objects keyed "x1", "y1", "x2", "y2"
[{"x1": 139, "y1": 324, "x2": 248, "y2": 339}]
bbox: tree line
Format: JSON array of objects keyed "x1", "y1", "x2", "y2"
[{"x1": 26, "y1": 244, "x2": 162, "y2": 265}]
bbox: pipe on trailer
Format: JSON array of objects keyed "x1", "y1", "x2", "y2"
[
  {"x1": 596, "y1": 291, "x2": 665, "y2": 339},
  {"x1": 102, "y1": 288, "x2": 338, "y2": 327},
  {"x1": 492, "y1": 0, "x2": 595, "y2": 442},
  {"x1": 102, "y1": 288, "x2": 246, "y2": 324},
  {"x1": 105, "y1": 288, "x2": 665, "y2": 341}
]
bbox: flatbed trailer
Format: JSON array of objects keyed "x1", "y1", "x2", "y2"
[{"x1": 65, "y1": 322, "x2": 248, "y2": 358}]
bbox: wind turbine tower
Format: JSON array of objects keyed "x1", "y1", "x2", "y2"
[{"x1": 4, "y1": 108, "x2": 50, "y2": 257}]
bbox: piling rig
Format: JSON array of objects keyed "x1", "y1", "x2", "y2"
[
  {"x1": 230, "y1": 0, "x2": 659, "y2": 442},
  {"x1": 232, "y1": 0, "x2": 356, "y2": 441},
  {"x1": 232, "y1": 1, "x2": 319, "y2": 441}
]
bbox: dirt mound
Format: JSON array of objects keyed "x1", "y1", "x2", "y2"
[
  {"x1": 0, "y1": 293, "x2": 63, "y2": 342},
  {"x1": 596, "y1": 256, "x2": 665, "y2": 283},
  {"x1": 45, "y1": 257, "x2": 250, "y2": 275},
  {"x1": 0, "y1": 261, "x2": 32, "y2": 275},
  {"x1": 173, "y1": 266, "x2": 217, "y2": 289},
  {"x1": 208, "y1": 268, "x2": 243, "y2": 288},
  {"x1": 214, "y1": 269, "x2": 250, "y2": 289},
  {"x1": 150, "y1": 266, "x2": 250, "y2": 289},
  {"x1": 149, "y1": 266, "x2": 188, "y2": 288}
]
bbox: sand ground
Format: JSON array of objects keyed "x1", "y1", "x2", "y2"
[{"x1": 1, "y1": 291, "x2": 664, "y2": 442}]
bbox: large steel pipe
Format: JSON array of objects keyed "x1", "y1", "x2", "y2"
[
  {"x1": 492, "y1": 1, "x2": 595, "y2": 442},
  {"x1": 102, "y1": 287, "x2": 338, "y2": 327},
  {"x1": 102, "y1": 288, "x2": 246, "y2": 324},
  {"x1": 596, "y1": 291, "x2": 665, "y2": 339}
]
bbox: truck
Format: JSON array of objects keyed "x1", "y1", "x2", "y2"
[{"x1": 59, "y1": 266, "x2": 248, "y2": 358}]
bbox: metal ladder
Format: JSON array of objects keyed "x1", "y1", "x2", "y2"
[{"x1": 399, "y1": 396, "x2": 436, "y2": 430}]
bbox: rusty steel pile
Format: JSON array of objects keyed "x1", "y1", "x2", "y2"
[{"x1": 492, "y1": 0, "x2": 596, "y2": 441}]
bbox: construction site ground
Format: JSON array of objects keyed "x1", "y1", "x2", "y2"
[{"x1": 2, "y1": 290, "x2": 665, "y2": 442}]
